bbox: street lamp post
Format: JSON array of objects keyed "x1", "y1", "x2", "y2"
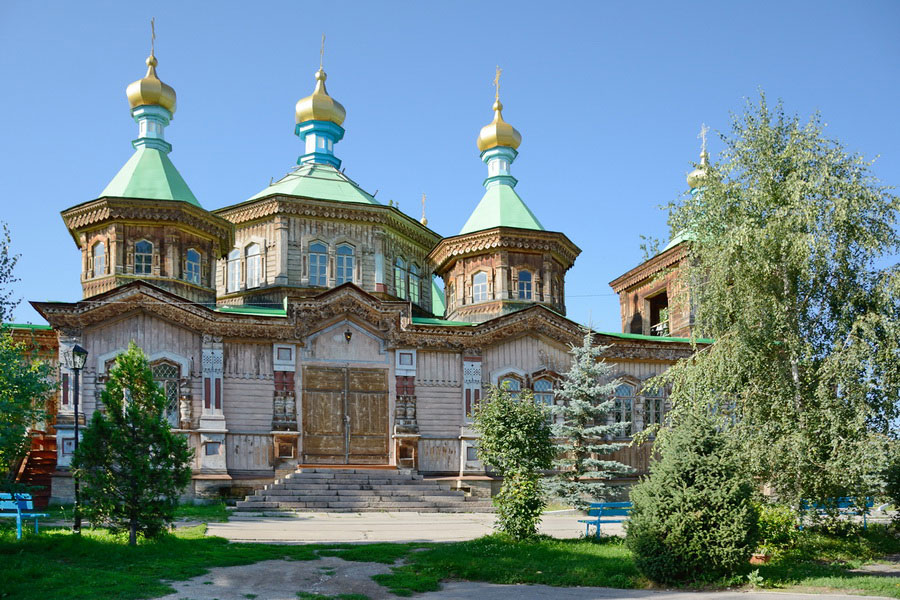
[{"x1": 63, "y1": 344, "x2": 88, "y2": 535}]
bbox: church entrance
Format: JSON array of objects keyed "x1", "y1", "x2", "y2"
[{"x1": 301, "y1": 366, "x2": 390, "y2": 464}]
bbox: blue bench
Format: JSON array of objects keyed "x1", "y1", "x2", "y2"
[
  {"x1": 578, "y1": 501, "x2": 632, "y2": 538},
  {"x1": 0, "y1": 493, "x2": 49, "y2": 539},
  {"x1": 800, "y1": 496, "x2": 873, "y2": 529}
]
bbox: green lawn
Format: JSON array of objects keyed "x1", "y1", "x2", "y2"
[
  {"x1": 42, "y1": 501, "x2": 231, "y2": 523},
  {"x1": 1, "y1": 520, "x2": 898, "y2": 599}
]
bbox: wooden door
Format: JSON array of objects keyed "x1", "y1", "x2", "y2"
[{"x1": 301, "y1": 366, "x2": 389, "y2": 464}]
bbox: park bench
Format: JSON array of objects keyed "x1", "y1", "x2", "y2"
[
  {"x1": 800, "y1": 496, "x2": 873, "y2": 529},
  {"x1": 0, "y1": 492, "x2": 49, "y2": 540},
  {"x1": 578, "y1": 501, "x2": 632, "y2": 538}
]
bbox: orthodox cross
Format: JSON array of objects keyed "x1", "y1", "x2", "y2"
[
  {"x1": 699, "y1": 123, "x2": 709, "y2": 154},
  {"x1": 150, "y1": 17, "x2": 156, "y2": 56},
  {"x1": 320, "y1": 34, "x2": 325, "y2": 70},
  {"x1": 493, "y1": 65, "x2": 502, "y2": 101}
]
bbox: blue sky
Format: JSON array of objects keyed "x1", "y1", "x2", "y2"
[{"x1": 1, "y1": 1, "x2": 898, "y2": 332}]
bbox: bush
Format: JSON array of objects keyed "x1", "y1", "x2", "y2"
[
  {"x1": 756, "y1": 503, "x2": 799, "y2": 553},
  {"x1": 472, "y1": 386, "x2": 554, "y2": 540},
  {"x1": 625, "y1": 410, "x2": 759, "y2": 583},
  {"x1": 882, "y1": 443, "x2": 900, "y2": 519}
]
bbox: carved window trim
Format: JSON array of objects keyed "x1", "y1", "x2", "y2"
[
  {"x1": 226, "y1": 249, "x2": 241, "y2": 292},
  {"x1": 336, "y1": 243, "x2": 355, "y2": 285},
  {"x1": 517, "y1": 270, "x2": 532, "y2": 300},
  {"x1": 184, "y1": 248, "x2": 201, "y2": 285},
  {"x1": 91, "y1": 240, "x2": 107, "y2": 279},
  {"x1": 245, "y1": 242, "x2": 262, "y2": 288},
  {"x1": 134, "y1": 239, "x2": 153, "y2": 276},
  {"x1": 472, "y1": 271, "x2": 489, "y2": 303},
  {"x1": 309, "y1": 241, "x2": 328, "y2": 287}
]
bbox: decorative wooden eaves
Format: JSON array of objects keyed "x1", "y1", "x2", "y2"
[
  {"x1": 608, "y1": 242, "x2": 688, "y2": 294},
  {"x1": 428, "y1": 227, "x2": 581, "y2": 275},
  {"x1": 213, "y1": 195, "x2": 441, "y2": 251},
  {"x1": 61, "y1": 197, "x2": 235, "y2": 257}
]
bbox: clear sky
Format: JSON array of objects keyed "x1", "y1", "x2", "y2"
[{"x1": 1, "y1": 1, "x2": 898, "y2": 332}]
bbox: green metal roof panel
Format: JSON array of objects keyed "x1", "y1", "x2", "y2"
[
  {"x1": 411, "y1": 317, "x2": 476, "y2": 326},
  {"x1": 662, "y1": 229, "x2": 697, "y2": 252},
  {"x1": 1, "y1": 323, "x2": 53, "y2": 330},
  {"x1": 214, "y1": 305, "x2": 287, "y2": 317},
  {"x1": 100, "y1": 147, "x2": 201, "y2": 207},
  {"x1": 459, "y1": 184, "x2": 544, "y2": 235},
  {"x1": 597, "y1": 330, "x2": 713, "y2": 344},
  {"x1": 249, "y1": 163, "x2": 379, "y2": 204},
  {"x1": 430, "y1": 277, "x2": 446, "y2": 318}
]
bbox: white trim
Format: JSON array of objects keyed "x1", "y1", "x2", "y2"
[
  {"x1": 97, "y1": 348, "x2": 191, "y2": 376},
  {"x1": 490, "y1": 366, "x2": 526, "y2": 386},
  {"x1": 395, "y1": 349, "x2": 417, "y2": 376}
]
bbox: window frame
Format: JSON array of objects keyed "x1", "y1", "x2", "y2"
[
  {"x1": 134, "y1": 239, "x2": 153, "y2": 276},
  {"x1": 409, "y1": 263, "x2": 421, "y2": 305},
  {"x1": 517, "y1": 270, "x2": 532, "y2": 300},
  {"x1": 336, "y1": 243, "x2": 355, "y2": 285},
  {"x1": 308, "y1": 241, "x2": 328, "y2": 287},
  {"x1": 92, "y1": 240, "x2": 106, "y2": 278},
  {"x1": 185, "y1": 248, "x2": 201, "y2": 285},
  {"x1": 394, "y1": 257, "x2": 407, "y2": 299},
  {"x1": 226, "y1": 249, "x2": 241, "y2": 293},
  {"x1": 498, "y1": 373, "x2": 523, "y2": 400},
  {"x1": 245, "y1": 243, "x2": 262, "y2": 288},
  {"x1": 472, "y1": 271, "x2": 489, "y2": 303},
  {"x1": 613, "y1": 382, "x2": 635, "y2": 438},
  {"x1": 151, "y1": 360, "x2": 181, "y2": 428}
]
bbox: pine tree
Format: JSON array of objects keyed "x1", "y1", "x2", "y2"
[
  {"x1": 72, "y1": 342, "x2": 193, "y2": 545},
  {"x1": 546, "y1": 328, "x2": 632, "y2": 510}
]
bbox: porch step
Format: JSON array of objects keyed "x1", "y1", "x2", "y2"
[{"x1": 237, "y1": 467, "x2": 494, "y2": 513}]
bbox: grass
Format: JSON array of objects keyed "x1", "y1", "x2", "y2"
[
  {"x1": 42, "y1": 501, "x2": 231, "y2": 523},
  {"x1": 297, "y1": 594, "x2": 370, "y2": 600},
  {"x1": 2, "y1": 519, "x2": 899, "y2": 599}
]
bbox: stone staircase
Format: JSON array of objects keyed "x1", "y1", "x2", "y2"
[{"x1": 236, "y1": 467, "x2": 495, "y2": 513}]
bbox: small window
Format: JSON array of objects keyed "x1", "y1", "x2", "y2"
[
  {"x1": 336, "y1": 244, "x2": 354, "y2": 285},
  {"x1": 472, "y1": 272, "x2": 488, "y2": 303},
  {"x1": 276, "y1": 347, "x2": 292, "y2": 361},
  {"x1": 205, "y1": 442, "x2": 221, "y2": 456},
  {"x1": 518, "y1": 270, "x2": 532, "y2": 300},
  {"x1": 152, "y1": 361, "x2": 181, "y2": 428},
  {"x1": 134, "y1": 240, "x2": 153, "y2": 275},
  {"x1": 92, "y1": 241, "x2": 106, "y2": 278},
  {"x1": 226, "y1": 249, "x2": 240, "y2": 292},
  {"x1": 643, "y1": 386, "x2": 666, "y2": 428},
  {"x1": 309, "y1": 242, "x2": 327, "y2": 286},
  {"x1": 466, "y1": 445, "x2": 479, "y2": 462},
  {"x1": 399, "y1": 352, "x2": 414, "y2": 366},
  {"x1": 614, "y1": 383, "x2": 634, "y2": 437},
  {"x1": 394, "y1": 257, "x2": 407, "y2": 299},
  {"x1": 246, "y1": 243, "x2": 261, "y2": 288},
  {"x1": 409, "y1": 264, "x2": 421, "y2": 305},
  {"x1": 185, "y1": 248, "x2": 201, "y2": 285},
  {"x1": 499, "y1": 375, "x2": 521, "y2": 400},
  {"x1": 534, "y1": 378, "x2": 554, "y2": 422}
]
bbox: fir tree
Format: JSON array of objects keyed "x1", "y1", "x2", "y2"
[
  {"x1": 547, "y1": 328, "x2": 632, "y2": 510},
  {"x1": 72, "y1": 342, "x2": 193, "y2": 545}
]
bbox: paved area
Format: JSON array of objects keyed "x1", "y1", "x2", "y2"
[
  {"x1": 153, "y1": 556, "x2": 894, "y2": 600},
  {"x1": 208, "y1": 510, "x2": 617, "y2": 543}
]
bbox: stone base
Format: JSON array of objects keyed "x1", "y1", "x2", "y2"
[{"x1": 49, "y1": 471, "x2": 74, "y2": 505}]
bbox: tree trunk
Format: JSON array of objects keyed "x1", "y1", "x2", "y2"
[{"x1": 129, "y1": 518, "x2": 137, "y2": 546}]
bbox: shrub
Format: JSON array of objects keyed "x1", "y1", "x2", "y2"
[
  {"x1": 756, "y1": 503, "x2": 799, "y2": 553},
  {"x1": 625, "y1": 410, "x2": 759, "y2": 583},
  {"x1": 882, "y1": 443, "x2": 900, "y2": 521},
  {"x1": 472, "y1": 386, "x2": 554, "y2": 540}
]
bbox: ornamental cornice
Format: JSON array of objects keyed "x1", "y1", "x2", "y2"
[
  {"x1": 608, "y1": 243, "x2": 688, "y2": 293},
  {"x1": 290, "y1": 285, "x2": 410, "y2": 341},
  {"x1": 214, "y1": 196, "x2": 441, "y2": 251},
  {"x1": 428, "y1": 227, "x2": 581, "y2": 274},
  {"x1": 61, "y1": 197, "x2": 234, "y2": 256}
]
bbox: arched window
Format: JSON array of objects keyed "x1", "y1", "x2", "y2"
[
  {"x1": 336, "y1": 244, "x2": 354, "y2": 285},
  {"x1": 533, "y1": 378, "x2": 554, "y2": 409},
  {"x1": 614, "y1": 383, "x2": 634, "y2": 437},
  {"x1": 394, "y1": 257, "x2": 407, "y2": 299},
  {"x1": 309, "y1": 242, "x2": 327, "y2": 286},
  {"x1": 92, "y1": 241, "x2": 106, "y2": 278},
  {"x1": 472, "y1": 272, "x2": 488, "y2": 303},
  {"x1": 643, "y1": 385, "x2": 666, "y2": 428},
  {"x1": 151, "y1": 361, "x2": 181, "y2": 428},
  {"x1": 134, "y1": 240, "x2": 153, "y2": 275},
  {"x1": 518, "y1": 270, "x2": 532, "y2": 300},
  {"x1": 226, "y1": 249, "x2": 240, "y2": 292},
  {"x1": 245, "y1": 243, "x2": 261, "y2": 288},
  {"x1": 185, "y1": 248, "x2": 201, "y2": 285},
  {"x1": 447, "y1": 282, "x2": 454, "y2": 308},
  {"x1": 409, "y1": 263, "x2": 421, "y2": 305},
  {"x1": 499, "y1": 374, "x2": 522, "y2": 400}
]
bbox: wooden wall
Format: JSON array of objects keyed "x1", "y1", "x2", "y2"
[{"x1": 223, "y1": 341, "x2": 274, "y2": 433}]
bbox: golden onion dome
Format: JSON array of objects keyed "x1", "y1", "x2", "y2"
[
  {"x1": 295, "y1": 68, "x2": 346, "y2": 126},
  {"x1": 477, "y1": 100, "x2": 522, "y2": 152},
  {"x1": 126, "y1": 53, "x2": 177, "y2": 114},
  {"x1": 687, "y1": 150, "x2": 710, "y2": 189}
]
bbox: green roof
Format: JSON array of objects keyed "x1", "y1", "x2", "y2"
[
  {"x1": 431, "y1": 276, "x2": 446, "y2": 318},
  {"x1": 411, "y1": 317, "x2": 476, "y2": 327},
  {"x1": 100, "y1": 147, "x2": 200, "y2": 207},
  {"x1": 662, "y1": 229, "x2": 697, "y2": 252},
  {"x1": 214, "y1": 304, "x2": 287, "y2": 317},
  {"x1": 597, "y1": 330, "x2": 713, "y2": 344},
  {"x1": 1, "y1": 323, "x2": 53, "y2": 330},
  {"x1": 459, "y1": 184, "x2": 543, "y2": 235},
  {"x1": 249, "y1": 163, "x2": 379, "y2": 204}
]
